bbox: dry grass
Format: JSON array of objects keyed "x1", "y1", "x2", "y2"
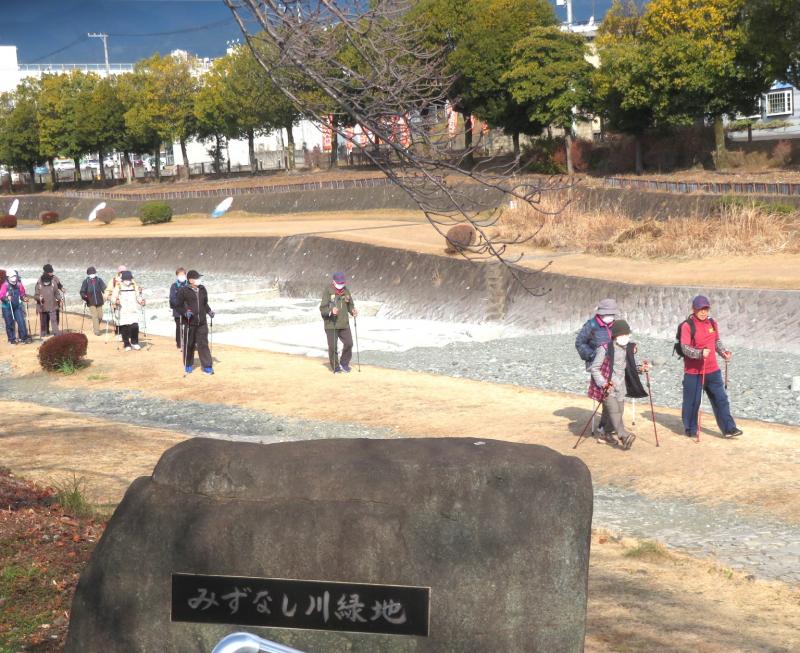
[{"x1": 496, "y1": 192, "x2": 800, "y2": 259}]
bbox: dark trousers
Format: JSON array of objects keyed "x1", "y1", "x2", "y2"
[
  {"x1": 120, "y1": 323, "x2": 139, "y2": 347},
  {"x1": 2, "y1": 305, "x2": 28, "y2": 342},
  {"x1": 174, "y1": 317, "x2": 182, "y2": 348},
  {"x1": 184, "y1": 323, "x2": 212, "y2": 369},
  {"x1": 682, "y1": 369, "x2": 737, "y2": 436},
  {"x1": 40, "y1": 310, "x2": 60, "y2": 336},
  {"x1": 325, "y1": 326, "x2": 353, "y2": 370}
]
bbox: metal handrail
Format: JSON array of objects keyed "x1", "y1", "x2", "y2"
[{"x1": 211, "y1": 632, "x2": 306, "y2": 653}]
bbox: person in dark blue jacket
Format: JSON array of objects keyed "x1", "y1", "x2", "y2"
[
  {"x1": 575, "y1": 298, "x2": 618, "y2": 435},
  {"x1": 169, "y1": 267, "x2": 188, "y2": 349},
  {"x1": 79, "y1": 267, "x2": 107, "y2": 336}
]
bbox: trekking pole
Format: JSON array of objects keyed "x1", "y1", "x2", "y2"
[
  {"x1": 104, "y1": 300, "x2": 111, "y2": 343},
  {"x1": 644, "y1": 368, "x2": 660, "y2": 447},
  {"x1": 724, "y1": 360, "x2": 729, "y2": 390},
  {"x1": 573, "y1": 396, "x2": 606, "y2": 450},
  {"x1": 696, "y1": 364, "x2": 706, "y2": 444},
  {"x1": 354, "y1": 315, "x2": 361, "y2": 372},
  {"x1": 60, "y1": 299, "x2": 69, "y2": 332},
  {"x1": 80, "y1": 304, "x2": 87, "y2": 333},
  {"x1": 24, "y1": 300, "x2": 32, "y2": 341},
  {"x1": 209, "y1": 316, "x2": 213, "y2": 358},
  {"x1": 181, "y1": 321, "x2": 188, "y2": 377}
]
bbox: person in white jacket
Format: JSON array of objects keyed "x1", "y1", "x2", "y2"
[{"x1": 111, "y1": 271, "x2": 145, "y2": 351}]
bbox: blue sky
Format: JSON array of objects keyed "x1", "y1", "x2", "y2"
[{"x1": 1, "y1": 1, "x2": 617, "y2": 65}]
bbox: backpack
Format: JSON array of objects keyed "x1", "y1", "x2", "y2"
[{"x1": 673, "y1": 316, "x2": 716, "y2": 358}]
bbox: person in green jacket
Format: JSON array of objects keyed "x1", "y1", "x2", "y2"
[{"x1": 320, "y1": 272, "x2": 358, "y2": 373}]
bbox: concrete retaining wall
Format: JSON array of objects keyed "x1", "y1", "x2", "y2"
[{"x1": 2, "y1": 235, "x2": 798, "y2": 354}]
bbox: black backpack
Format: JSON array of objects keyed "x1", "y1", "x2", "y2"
[{"x1": 673, "y1": 316, "x2": 716, "y2": 358}]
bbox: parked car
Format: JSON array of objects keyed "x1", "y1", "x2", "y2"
[
  {"x1": 33, "y1": 165, "x2": 49, "y2": 175},
  {"x1": 54, "y1": 159, "x2": 75, "y2": 171}
]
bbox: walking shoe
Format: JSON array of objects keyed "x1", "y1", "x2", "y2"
[
  {"x1": 333, "y1": 366, "x2": 342, "y2": 373},
  {"x1": 131, "y1": 344, "x2": 141, "y2": 350},
  {"x1": 340, "y1": 363, "x2": 351, "y2": 373},
  {"x1": 597, "y1": 432, "x2": 617, "y2": 445},
  {"x1": 724, "y1": 428, "x2": 743, "y2": 438},
  {"x1": 8, "y1": 340, "x2": 16, "y2": 345},
  {"x1": 185, "y1": 366, "x2": 193, "y2": 374},
  {"x1": 202, "y1": 367, "x2": 214, "y2": 375},
  {"x1": 124, "y1": 346, "x2": 132, "y2": 351},
  {"x1": 620, "y1": 432, "x2": 636, "y2": 450}
]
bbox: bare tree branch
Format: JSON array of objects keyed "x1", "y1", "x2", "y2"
[{"x1": 223, "y1": 0, "x2": 573, "y2": 294}]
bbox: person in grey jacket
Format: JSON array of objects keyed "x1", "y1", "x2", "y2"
[
  {"x1": 588, "y1": 320, "x2": 649, "y2": 450},
  {"x1": 34, "y1": 264, "x2": 64, "y2": 337}
]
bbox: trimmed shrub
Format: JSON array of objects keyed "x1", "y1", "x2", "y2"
[
  {"x1": 444, "y1": 223, "x2": 476, "y2": 254},
  {"x1": 96, "y1": 207, "x2": 116, "y2": 224},
  {"x1": 38, "y1": 333, "x2": 88, "y2": 372},
  {"x1": 0, "y1": 214, "x2": 16, "y2": 228},
  {"x1": 40, "y1": 211, "x2": 59, "y2": 225},
  {"x1": 139, "y1": 201, "x2": 173, "y2": 225},
  {"x1": 771, "y1": 140, "x2": 793, "y2": 167}
]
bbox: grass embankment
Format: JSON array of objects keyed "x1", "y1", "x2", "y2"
[{"x1": 497, "y1": 193, "x2": 800, "y2": 259}]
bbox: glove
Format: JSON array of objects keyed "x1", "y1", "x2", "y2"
[
  {"x1": 208, "y1": 310, "x2": 215, "y2": 318},
  {"x1": 185, "y1": 310, "x2": 193, "y2": 320}
]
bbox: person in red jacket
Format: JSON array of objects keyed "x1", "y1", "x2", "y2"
[{"x1": 680, "y1": 295, "x2": 742, "y2": 438}]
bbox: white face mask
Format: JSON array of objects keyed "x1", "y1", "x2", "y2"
[
  {"x1": 616, "y1": 335, "x2": 630, "y2": 347},
  {"x1": 88, "y1": 274, "x2": 96, "y2": 279},
  {"x1": 601, "y1": 315, "x2": 615, "y2": 324},
  {"x1": 177, "y1": 274, "x2": 187, "y2": 283},
  {"x1": 123, "y1": 280, "x2": 132, "y2": 287},
  {"x1": 8, "y1": 276, "x2": 17, "y2": 284}
]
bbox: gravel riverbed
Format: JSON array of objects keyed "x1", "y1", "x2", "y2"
[{"x1": 366, "y1": 333, "x2": 800, "y2": 428}]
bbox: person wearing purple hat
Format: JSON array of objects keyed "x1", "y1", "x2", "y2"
[
  {"x1": 319, "y1": 272, "x2": 358, "y2": 373},
  {"x1": 175, "y1": 270, "x2": 215, "y2": 374},
  {"x1": 678, "y1": 295, "x2": 742, "y2": 438}
]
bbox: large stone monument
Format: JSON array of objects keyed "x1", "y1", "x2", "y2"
[{"x1": 65, "y1": 437, "x2": 592, "y2": 652}]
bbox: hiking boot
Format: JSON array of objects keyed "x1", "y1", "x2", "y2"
[
  {"x1": 724, "y1": 428, "x2": 743, "y2": 438},
  {"x1": 202, "y1": 367, "x2": 214, "y2": 375},
  {"x1": 185, "y1": 366, "x2": 193, "y2": 374},
  {"x1": 131, "y1": 344, "x2": 141, "y2": 350},
  {"x1": 620, "y1": 432, "x2": 636, "y2": 450},
  {"x1": 597, "y1": 431, "x2": 617, "y2": 445}
]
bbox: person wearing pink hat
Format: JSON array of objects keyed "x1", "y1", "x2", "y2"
[{"x1": 320, "y1": 272, "x2": 358, "y2": 373}]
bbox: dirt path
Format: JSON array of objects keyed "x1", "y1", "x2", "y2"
[
  {"x1": 9, "y1": 212, "x2": 800, "y2": 289},
  {"x1": 2, "y1": 334, "x2": 799, "y2": 525},
  {"x1": 1, "y1": 398, "x2": 798, "y2": 652}
]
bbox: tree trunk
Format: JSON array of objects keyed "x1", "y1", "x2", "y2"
[
  {"x1": 713, "y1": 115, "x2": 728, "y2": 170},
  {"x1": 180, "y1": 139, "x2": 190, "y2": 181},
  {"x1": 47, "y1": 157, "x2": 58, "y2": 191},
  {"x1": 463, "y1": 113, "x2": 474, "y2": 169},
  {"x1": 747, "y1": 123, "x2": 753, "y2": 143},
  {"x1": 565, "y1": 132, "x2": 574, "y2": 176},
  {"x1": 512, "y1": 131, "x2": 520, "y2": 157},
  {"x1": 213, "y1": 135, "x2": 222, "y2": 175},
  {"x1": 28, "y1": 164, "x2": 36, "y2": 193},
  {"x1": 634, "y1": 135, "x2": 643, "y2": 175},
  {"x1": 73, "y1": 157, "x2": 81, "y2": 183},
  {"x1": 98, "y1": 150, "x2": 106, "y2": 181},
  {"x1": 154, "y1": 145, "x2": 161, "y2": 181},
  {"x1": 247, "y1": 129, "x2": 256, "y2": 175},
  {"x1": 330, "y1": 117, "x2": 338, "y2": 169},
  {"x1": 285, "y1": 123, "x2": 296, "y2": 169}
]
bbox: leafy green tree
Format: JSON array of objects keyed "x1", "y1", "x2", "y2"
[
  {"x1": 0, "y1": 79, "x2": 43, "y2": 191},
  {"x1": 741, "y1": 0, "x2": 800, "y2": 88},
  {"x1": 38, "y1": 71, "x2": 99, "y2": 183},
  {"x1": 638, "y1": 0, "x2": 771, "y2": 169},
  {"x1": 82, "y1": 76, "x2": 126, "y2": 181},
  {"x1": 122, "y1": 54, "x2": 199, "y2": 180},
  {"x1": 117, "y1": 70, "x2": 163, "y2": 178},
  {"x1": 592, "y1": 0, "x2": 654, "y2": 173},
  {"x1": 504, "y1": 26, "x2": 593, "y2": 174},
  {"x1": 411, "y1": 0, "x2": 557, "y2": 160}
]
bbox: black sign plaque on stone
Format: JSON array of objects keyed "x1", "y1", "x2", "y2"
[{"x1": 171, "y1": 573, "x2": 430, "y2": 637}]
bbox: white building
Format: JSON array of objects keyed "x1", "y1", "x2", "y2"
[{"x1": 0, "y1": 44, "x2": 324, "y2": 169}]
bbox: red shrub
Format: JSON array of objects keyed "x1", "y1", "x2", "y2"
[
  {"x1": 0, "y1": 214, "x2": 16, "y2": 228},
  {"x1": 38, "y1": 333, "x2": 89, "y2": 371},
  {"x1": 40, "y1": 211, "x2": 59, "y2": 225},
  {"x1": 96, "y1": 207, "x2": 115, "y2": 224}
]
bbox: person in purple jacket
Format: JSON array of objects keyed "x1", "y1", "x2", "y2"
[{"x1": 0, "y1": 270, "x2": 31, "y2": 344}]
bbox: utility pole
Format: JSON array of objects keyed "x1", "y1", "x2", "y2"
[
  {"x1": 88, "y1": 32, "x2": 110, "y2": 75},
  {"x1": 556, "y1": 0, "x2": 573, "y2": 28}
]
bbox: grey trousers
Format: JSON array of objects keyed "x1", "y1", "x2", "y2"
[{"x1": 603, "y1": 395, "x2": 631, "y2": 439}]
